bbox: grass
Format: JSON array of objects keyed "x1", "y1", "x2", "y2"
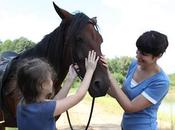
[
  {"x1": 6, "y1": 128, "x2": 17, "y2": 130},
  {"x1": 157, "y1": 88, "x2": 175, "y2": 129}
]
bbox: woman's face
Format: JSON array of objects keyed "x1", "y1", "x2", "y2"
[{"x1": 136, "y1": 50, "x2": 157, "y2": 66}]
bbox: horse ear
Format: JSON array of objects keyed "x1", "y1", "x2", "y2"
[{"x1": 53, "y1": 2, "x2": 72, "y2": 19}]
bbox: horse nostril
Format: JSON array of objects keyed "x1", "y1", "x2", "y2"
[
  {"x1": 94, "y1": 80, "x2": 102, "y2": 90},
  {"x1": 90, "y1": 79, "x2": 107, "y2": 97}
]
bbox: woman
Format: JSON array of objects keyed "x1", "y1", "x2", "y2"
[
  {"x1": 16, "y1": 50, "x2": 99, "y2": 130},
  {"x1": 101, "y1": 30, "x2": 169, "y2": 130}
]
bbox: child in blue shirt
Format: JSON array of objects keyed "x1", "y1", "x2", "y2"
[
  {"x1": 101, "y1": 30, "x2": 169, "y2": 130},
  {"x1": 16, "y1": 50, "x2": 99, "y2": 130}
]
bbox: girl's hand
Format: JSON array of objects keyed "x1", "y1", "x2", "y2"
[
  {"x1": 85, "y1": 50, "x2": 99, "y2": 72},
  {"x1": 66, "y1": 64, "x2": 78, "y2": 81}
]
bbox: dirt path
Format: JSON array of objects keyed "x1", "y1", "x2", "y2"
[
  {"x1": 56, "y1": 99, "x2": 122, "y2": 130},
  {"x1": 56, "y1": 96, "x2": 173, "y2": 130}
]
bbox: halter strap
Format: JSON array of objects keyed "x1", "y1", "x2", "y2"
[{"x1": 72, "y1": 63, "x2": 82, "y2": 80}]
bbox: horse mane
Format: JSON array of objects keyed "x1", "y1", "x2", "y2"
[{"x1": 16, "y1": 12, "x2": 90, "y2": 76}]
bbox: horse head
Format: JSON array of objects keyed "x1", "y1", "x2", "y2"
[{"x1": 53, "y1": 2, "x2": 110, "y2": 97}]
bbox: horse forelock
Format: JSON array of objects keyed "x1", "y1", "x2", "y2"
[
  {"x1": 65, "y1": 13, "x2": 89, "y2": 45},
  {"x1": 62, "y1": 13, "x2": 90, "y2": 64}
]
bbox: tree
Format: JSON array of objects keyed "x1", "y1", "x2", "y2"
[
  {"x1": 0, "y1": 39, "x2": 15, "y2": 52},
  {"x1": 108, "y1": 56, "x2": 133, "y2": 85},
  {"x1": 0, "y1": 37, "x2": 35, "y2": 53},
  {"x1": 169, "y1": 73, "x2": 175, "y2": 89}
]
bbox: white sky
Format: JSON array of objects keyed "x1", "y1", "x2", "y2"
[{"x1": 0, "y1": 0, "x2": 175, "y2": 74}]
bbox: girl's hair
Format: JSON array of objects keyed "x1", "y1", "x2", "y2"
[
  {"x1": 136, "y1": 30, "x2": 169, "y2": 56},
  {"x1": 17, "y1": 58, "x2": 55, "y2": 103}
]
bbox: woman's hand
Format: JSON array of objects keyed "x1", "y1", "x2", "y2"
[
  {"x1": 100, "y1": 55, "x2": 108, "y2": 69},
  {"x1": 100, "y1": 55, "x2": 111, "y2": 75},
  {"x1": 100, "y1": 55, "x2": 118, "y2": 98}
]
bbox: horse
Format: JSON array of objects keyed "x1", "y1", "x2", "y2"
[{"x1": 0, "y1": 2, "x2": 110, "y2": 129}]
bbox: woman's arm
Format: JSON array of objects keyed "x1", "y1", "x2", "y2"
[
  {"x1": 101, "y1": 56, "x2": 152, "y2": 113},
  {"x1": 108, "y1": 71, "x2": 152, "y2": 112}
]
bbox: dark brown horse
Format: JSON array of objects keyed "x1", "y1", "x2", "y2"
[{"x1": 0, "y1": 2, "x2": 110, "y2": 130}]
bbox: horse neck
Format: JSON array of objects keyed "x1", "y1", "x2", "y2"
[{"x1": 18, "y1": 26, "x2": 72, "y2": 84}]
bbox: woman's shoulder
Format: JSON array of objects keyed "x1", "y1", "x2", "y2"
[
  {"x1": 148, "y1": 68, "x2": 169, "y2": 87},
  {"x1": 154, "y1": 68, "x2": 169, "y2": 81},
  {"x1": 127, "y1": 58, "x2": 137, "y2": 72},
  {"x1": 129, "y1": 59, "x2": 137, "y2": 68}
]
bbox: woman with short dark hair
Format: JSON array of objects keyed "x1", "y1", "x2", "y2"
[{"x1": 101, "y1": 30, "x2": 169, "y2": 130}]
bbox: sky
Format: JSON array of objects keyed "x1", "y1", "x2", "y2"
[{"x1": 0, "y1": 0, "x2": 175, "y2": 74}]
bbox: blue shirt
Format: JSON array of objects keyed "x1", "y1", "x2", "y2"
[
  {"x1": 17, "y1": 99, "x2": 56, "y2": 130},
  {"x1": 121, "y1": 60, "x2": 169, "y2": 130}
]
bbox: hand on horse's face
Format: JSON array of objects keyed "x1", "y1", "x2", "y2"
[
  {"x1": 66, "y1": 64, "x2": 78, "y2": 81},
  {"x1": 85, "y1": 50, "x2": 99, "y2": 72},
  {"x1": 100, "y1": 55, "x2": 108, "y2": 69}
]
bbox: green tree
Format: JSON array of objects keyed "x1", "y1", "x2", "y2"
[
  {"x1": 0, "y1": 37, "x2": 35, "y2": 53},
  {"x1": 169, "y1": 73, "x2": 175, "y2": 89},
  {"x1": 108, "y1": 56, "x2": 132, "y2": 85},
  {"x1": 0, "y1": 39, "x2": 13, "y2": 52},
  {"x1": 13, "y1": 37, "x2": 35, "y2": 53}
]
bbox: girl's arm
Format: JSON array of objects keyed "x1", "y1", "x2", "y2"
[
  {"x1": 53, "y1": 65, "x2": 77, "y2": 100},
  {"x1": 53, "y1": 50, "x2": 99, "y2": 116}
]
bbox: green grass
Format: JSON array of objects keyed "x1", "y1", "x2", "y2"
[{"x1": 6, "y1": 128, "x2": 17, "y2": 130}]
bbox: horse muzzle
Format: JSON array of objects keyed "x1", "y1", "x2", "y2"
[{"x1": 88, "y1": 78, "x2": 109, "y2": 97}]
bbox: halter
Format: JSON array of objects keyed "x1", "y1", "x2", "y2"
[
  {"x1": 73, "y1": 62, "x2": 83, "y2": 80},
  {"x1": 65, "y1": 17, "x2": 100, "y2": 130}
]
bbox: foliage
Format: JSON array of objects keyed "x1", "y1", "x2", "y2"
[
  {"x1": 107, "y1": 56, "x2": 132, "y2": 85},
  {"x1": 69, "y1": 56, "x2": 132, "y2": 86},
  {"x1": 0, "y1": 37, "x2": 35, "y2": 53},
  {"x1": 168, "y1": 73, "x2": 175, "y2": 88}
]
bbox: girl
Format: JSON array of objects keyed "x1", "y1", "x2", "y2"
[{"x1": 16, "y1": 50, "x2": 99, "y2": 130}]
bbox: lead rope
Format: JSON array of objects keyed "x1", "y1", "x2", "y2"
[
  {"x1": 66, "y1": 97, "x2": 95, "y2": 130},
  {"x1": 66, "y1": 62, "x2": 95, "y2": 130}
]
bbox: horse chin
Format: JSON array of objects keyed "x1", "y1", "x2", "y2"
[{"x1": 88, "y1": 85, "x2": 108, "y2": 98}]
